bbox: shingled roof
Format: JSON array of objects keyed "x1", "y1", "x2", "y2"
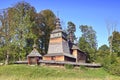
[
  {"x1": 52, "y1": 28, "x2": 63, "y2": 33},
  {"x1": 71, "y1": 45, "x2": 80, "y2": 50},
  {"x1": 27, "y1": 49, "x2": 42, "y2": 57},
  {"x1": 51, "y1": 18, "x2": 64, "y2": 33},
  {"x1": 44, "y1": 53, "x2": 76, "y2": 59},
  {"x1": 71, "y1": 44, "x2": 87, "y2": 55},
  {"x1": 27, "y1": 44, "x2": 42, "y2": 57}
]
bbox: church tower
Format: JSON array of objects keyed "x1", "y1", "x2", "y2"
[{"x1": 43, "y1": 18, "x2": 76, "y2": 62}]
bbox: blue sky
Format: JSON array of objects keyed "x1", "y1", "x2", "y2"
[{"x1": 0, "y1": 0, "x2": 120, "y2": 48}]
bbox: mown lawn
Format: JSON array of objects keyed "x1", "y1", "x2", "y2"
[{"x1": 0, "y1": 64, "x2": 119, "y2": 80}]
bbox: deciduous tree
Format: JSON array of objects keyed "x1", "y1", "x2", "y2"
[
  {"x1": 38, "y1": 9, "x2": 56, "y2": 54},
  {"x1": 79, "y1": 25, "x2": 97, "y2": 62},
  {"x1": 0, "y1": 9, "x2": 14, "y2": 64},
  {"x1": 7, "y1": 1, "x2": 36, "y2": 60}
]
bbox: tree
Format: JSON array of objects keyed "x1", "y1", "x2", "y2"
[
  {"x1": 67, "y1": 21, "x2": 76, "y2": 42},
  {"x1": 38, "y1": 9, "x2": 56, "y2": 54},
  {"x1": 112, "y1": 31, "x2": 120, "y2": 56},
  {"x1": 78, "y1": 37, "x2": 91, "y2": 61},
  {"x1": 106, "y1": 21, "x2": 117, "y2": 56},
  {"x1": 108, "y1": 31, "x2": 120, "y2": 76},
  {"x1": 105, "y1": 21, "x2": 120, "y2": 76},
  {"x1": 79, "y1": 25, "x2": 97, "y2": 62},
  {"x1": 98, "y1": 44, "x2": 109, "y2": 52},
  {"x1": 0, "y1": 9, "x2": 15, "y2": 64},
  {"x1": 78, "y1": 37, "x2": 90, "y2": 53},
  {"x1": 97, "y1": 35, "x2": 120, "y2": 76},
  {"x1": 7, "y1": 1, "x2": 36, "y2": 60},
  {"x1": 0, "y1": 2, "x2": 56, "y2": 62},
  {"x1": 96, "y1": 44, "x2": 110, "y2": 67}
]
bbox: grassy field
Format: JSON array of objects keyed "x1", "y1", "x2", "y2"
[{"x1": 0, "y1": 65, "x2": 119, "y2": 80}]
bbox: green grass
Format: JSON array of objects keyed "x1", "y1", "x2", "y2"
[{"x1": 0, "y1": 64, "x2": 120, "y2": 80}]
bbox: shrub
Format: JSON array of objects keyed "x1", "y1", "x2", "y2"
[
  {"x1": 102, "y1": 56, "x2": 111, "y2": 71},
  {"x1": 109, "y1": 61, "x2": 120, "y2": 76}
]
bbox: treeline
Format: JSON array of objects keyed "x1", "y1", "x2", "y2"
[
  {"x1": 0, "y1": 1, "x2": 120, "y2": 76},
  {"x1": 79, "y1": 26, "x2": 120, "y2": 76},
  {"x1": 96, "y1": 31, "x2": 120, "y2": 76}
]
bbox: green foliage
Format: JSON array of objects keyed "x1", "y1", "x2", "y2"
[
  {"x1": 103, "y1": 57, "x2": 120, "y2": 76},
  {"x1": 79, "y1": 25, "x2": 97, "y2": 62},
  {"x1": 98, "y1": 44, "x2": 109, "y2": 51},
  {"x1": 0, "y1": 8, "x2": 14, "y2": 64},
  {"x1": 0, "y1": 1, "x2": 37, "y2": 63},
  {"x1": 107, "y1": 31, "x2": 120, "y2": 76},
  {"x1": 79, "y1": 25, "x2": 97, "y2": 49},
  {"x1": 78, "y1": 37, "x2": 91, "y2": 62},
  {"x1": 38, "y1": 9, "x2": 56, "y2": 54},
  {"x1": 96, "y1": 44, "x2": 110, "y2": 64},
  {"x1": 96, "y1": 44, "x2": 120, "y2": 76},
  {"x1": 112, "y1": 31, "x2": 120, "y2": 56},
  {"x1": 102, "y1": 56, "x2": 111, "y2": 70},
  {"x1": 109, "y1": 61, "x2": 120, "y2": 76},
  {"x1": 8, "y1": 1, "x2": 36, "y2": 60},
  {"x1": 96, "y1": 31, "x2": 120, "y2": 76},
  {"x1": 0, "y1": 1, "x2": 57, "y2": 63},
  {"x1": 65, "y1": 64, "x2": 74, "y2": 69},
  {"x1": 0, "y1": 48, "x2": 4, "y2": 62},
  {"x1": 67, "y1": 21, "x2": 76, "y2": 42}
]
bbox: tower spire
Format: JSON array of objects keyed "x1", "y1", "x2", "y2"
[{"x1": 56, "y1": 17, "x2": 62, "y2": 29}]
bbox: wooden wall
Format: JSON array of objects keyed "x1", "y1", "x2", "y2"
[
  {"x1": 72, "y1": 49, "x2": 86, "y2": 63},
  {"x1": 72, "y1": 50, "x2": 77, "y2": 58},
  {"x1": 28, "y1": 56, "x2": 41, "y2": 65},
  {"x1": 43, "y1": 56, "x2": 64, "y2": 61},
  {"x1": 50, "y1": 38, "x2": 66, "y2": 43}
]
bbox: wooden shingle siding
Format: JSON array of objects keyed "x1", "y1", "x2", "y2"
[
  {"x1": 72, "y1": 50, "x2": 77, "y2": 58},
  {"x1": 43, "y1": 56, "x2": 64, "y2": 61},
  {"x1": 50, "y1": 37, "x2": 63, "y2": 43},
  {"x1": 55, "y1": 56, "x2": 64, "y2": 61}
]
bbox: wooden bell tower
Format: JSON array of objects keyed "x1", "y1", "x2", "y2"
[{"x1": 43, "y1": 18, "x2": 76, "y2": 62}]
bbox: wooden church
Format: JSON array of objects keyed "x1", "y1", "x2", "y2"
[
  {"x1": 27, "y1": 44, "x2": 42, "y2": 65},
  {"x1": 43, "y1": 18, "x2": 87, "y2": 63}
]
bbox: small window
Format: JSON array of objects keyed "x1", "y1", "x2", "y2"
[{"x1": 51, "y1": 56, "x2": 55, "y2": 60}]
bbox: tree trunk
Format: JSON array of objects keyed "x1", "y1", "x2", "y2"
[
  {"x1": 5, "y1": 51, "x2": 9, "y2": 65},
  {"x1": 18, "y1": 52, "x2": 21, "y2": 61},
  {"x1": 110, "y1": 35, "x2": 113, "y2": 56}
]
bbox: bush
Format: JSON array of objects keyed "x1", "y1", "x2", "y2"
[
  {"x1": 65, "y1": 64, "x2": 74, "y2": 69},
  {"x1": 102, "y1": 56, "x2": 111, "y2": 71},
  {"x1": 109, "y1": 61, "x2": 120, "y2": 76},
  {"x1": 109, "y1": 63, "x2": 120, "y2": 76},
  {"x1": 96, "y1": 54, "x2": 120, "y2": 76}
]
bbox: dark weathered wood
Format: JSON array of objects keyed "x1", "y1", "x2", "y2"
[
  {"x1": 14, "y1": 60, "x2": 101, "y2": 67},
  {"x1": 39, "y1": 60, "x2": 101, "y2": 67},
  {"x1": 14, "y1": 61, "x2": 28, "y2": 64}
]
